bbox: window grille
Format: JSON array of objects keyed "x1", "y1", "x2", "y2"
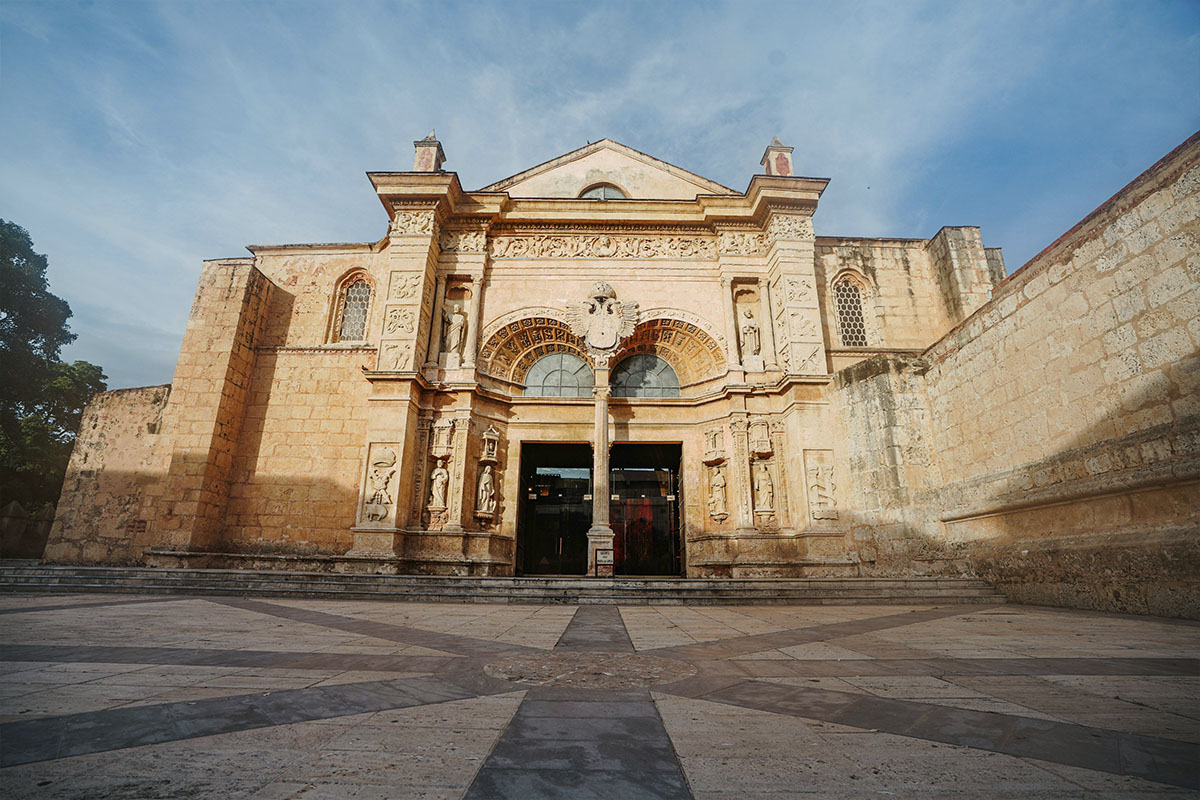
[
  {"x1": 833, "y1": 279, "x2": 869, "y2": 347},
  {"x1": 337, "y1": 280, "x2": 372, "y2": 341},
  {"x1": 524, "y1": 353, "x2": 594, "y2": 397},
  {"x1": 610, "y1": 354, "x2": 680, "y2": 398}
]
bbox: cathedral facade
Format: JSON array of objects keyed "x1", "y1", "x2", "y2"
[{"x1": 45, "y1": 134, "x2": 1200, "y2": 614}]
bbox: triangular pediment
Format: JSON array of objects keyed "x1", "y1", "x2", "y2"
[{"x1": 481, "y1": 139, "x2": 737, "y2": 200}]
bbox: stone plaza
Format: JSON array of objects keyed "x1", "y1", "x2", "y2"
[{"x1": 0, "y1": 593, "x2": 1197, "y2": 798}]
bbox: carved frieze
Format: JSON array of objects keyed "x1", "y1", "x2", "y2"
[
  {"x1": 766, "y1": 214, "x2": 814, "y2": 242},
  {"x1": 717, "y1": 231, "x2": 766, "y2": 256},
  {"x1": 489, "y1": 233, "x2": 715, "y2": 260},
  {"x1": 439, "y1": 229, "x2": 487, "y2": 253},
  {"x1": 390, "y1": 209, "x2": 436, "y2": 236},
  {"x1": 377, "y1": 342, "x2": 406, "y2": 371},
  {"x1": 784, "y1": 277, "x2": 815, "y2": 305}
]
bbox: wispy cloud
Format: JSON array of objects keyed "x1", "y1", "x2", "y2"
[{"x1": 1, "y1": 0, "x2": 1196, "y2": 388}]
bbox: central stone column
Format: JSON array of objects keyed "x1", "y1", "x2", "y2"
[{"x1": 586, "y1": 364, "x2": 615, "y2": 577}]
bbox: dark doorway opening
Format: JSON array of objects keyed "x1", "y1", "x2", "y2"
[
  {"x1": 610, "y1": 443, "x2": 683, "y2": 576},
  {"x1": 517, "y1": 443, "x2": 591, "y2": 576}
]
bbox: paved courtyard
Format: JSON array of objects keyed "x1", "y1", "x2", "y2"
[{"x1": 0, "y1": 594, "x2": 1196, "y2": 798}]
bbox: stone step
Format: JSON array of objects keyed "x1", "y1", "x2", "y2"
[{"x1": 0, "y1": 563, "x2": 1005, "y2": 605}]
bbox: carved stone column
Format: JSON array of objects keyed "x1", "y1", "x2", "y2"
[
  {"x1": 462, "y1": 276, "x2": 482, "y2": 369},
  {"x1": 730, "y1": 416, "x2": 755, "y2": 532},
  {"x1": 425, "y1": 276, "x2": 447, "y2": 370},
  {"x1": 759, "y1": 278, "x2": 778, "y2": 370},
  {"x1": 720, "y1": 277, "x2": 745, "y2": 381},
  {"x1": 587, "y1": 365, "x2": 615, "y2": 577}
]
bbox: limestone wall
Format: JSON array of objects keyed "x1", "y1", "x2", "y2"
[
  {"x1": 44, "y1": 386, "x2": 172, "y2": 564},
  {"x1": 836, "y1": 132, "x2": 1200, "y2": 617},
  {"x1": 221, "y1": 348, "x2": 372, "y2": 554}
]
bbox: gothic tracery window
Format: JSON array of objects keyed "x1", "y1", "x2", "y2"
[
  {"x1": 524, "y1": 353, "x2": 594, "y2": 397},
  {"x1": 611, "y1": 354, "x2": 680, "y2": 398},
  {"x1": 833, "y1": 278, "x2": 869, "y2": 347},
  {"x1": 336, "y1": 279, "x2": 372, "y2": 342}
]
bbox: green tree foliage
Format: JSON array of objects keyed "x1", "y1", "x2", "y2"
[{"x1": 0, "y1": 220, "x2": 107, "y2": 509}]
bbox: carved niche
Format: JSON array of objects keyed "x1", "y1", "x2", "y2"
[
  {"x1": 361, "y1": 445, "x2": 398, "y2": 525},
  {"x1": 748, "y1": 417, "x2": 772, "y2": 457},
  {"x1": 707, "y1": 464, "x2": 729, "y2": 522},
  {"x1": 703, "y1": 427, "x2": 726, "y2": 465},
  {"x1": 474, "y1": 425, "x2": 501, "y2": 524},
  {"x1": 804, "y1": 450, "x2": 839, "y2": 521}
]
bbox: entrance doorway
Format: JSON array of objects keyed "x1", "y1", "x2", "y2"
[
  {"x1": 610, "y1": 443, "x2": 683, "y2": 576},
  {"x1": 517, "y1": 443, "x2": 591, "y2": 575},
  {"x1": 516, "y1": 441, "x2": 684, "y2": 577}
]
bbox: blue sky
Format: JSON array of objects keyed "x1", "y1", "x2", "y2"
[{"x1": 2, "y1": 0, "x2": 1197, "y2": 389}]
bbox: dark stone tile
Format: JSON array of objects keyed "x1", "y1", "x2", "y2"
[
  {"x1": 517, "y1": 699, "x2": 659, "y2": 718},
  {"x1": 1000, "y1": 716, "x2": 1122, "y2": 772},
  {"x1": 483, "y1": 737, "x2": 681, "y2": 772},
  {"x1": 0, "y1": 717, "x2": 67, "y2": 766},
  {"x1": 554, "y1": 607, "x2": 634, "y2": 652},
  {"x1": 465, "y1": 767, "x2": 691, "y2": 800},
  {"x1": 656, "y1": 673, "x2": 747, "y2": 699},
  {"x1": 1118, "y1": 732, "x2": 1200, "y2": 789},
  {"x1": 897, "y1": 703, "x2": 1017, "y2": 750},
  {"x1": 525, "y1": 686, "x2": 649, "y2": 703},
  {"x1": 502, "y1": 714, "x2": 674, "y2": 742}
]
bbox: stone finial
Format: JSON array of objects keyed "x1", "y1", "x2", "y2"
[
  {"x1": 413, "y1": 131, "x2": 446, "y2": 172},
  {"x1": 760, "y1": 136, "x2": 794, "y2": 177}
]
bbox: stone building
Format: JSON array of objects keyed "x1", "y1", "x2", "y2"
[{"x1": 45, "y1": 133, "x2": 1200, "y2": 616}]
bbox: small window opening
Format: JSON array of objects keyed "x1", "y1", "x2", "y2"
[
  {"x1": 338, "y1": 280, "x2": 372, "y2": 341},
  {"x1": 833, "y1": 279, "x2": 869, "y2": 347},
  {"x1": 579, "y1": 183, "x2": 627, "y2": 200}
]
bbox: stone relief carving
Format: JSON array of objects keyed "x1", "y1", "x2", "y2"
[
  {"x1": 390, "y1": 209, "x2": 435, "y2": 236},
  {"x1": 790, "y1": 345, "x2": 822, "y2": 374},
  {"x1": 490, "y1": 234, "x2": 715, "y2": 260},
  {"x1": 805, "y1": 450, "x2": 839, "y2": 520},
  {"x1": 753, "y1": 460, "x2": 775, "y2": 512},
  {"x1": 429, "y1": 457, "x2": 450, "y2": 510},
  {"x1": 385, "y1": 307, "x2": 416, "y2": 336},
  {"x1": 389, "y1": 273, "x2": 423, "y2": 300},
  {"x1": 565, "y1": 282, "x2": 639, "y2": 354},
  {"x1": 474, "y1": 425, "x2": 500, "y2": 522},
  {"x1": 708, "y1": 465, "x2": 728, "y2": 521},
  {"x1": 788, "y1": 312, "x2": 819, "y2": 340},
  {"x1": 442, "y1": 305, "x2": 468, "y2": 356},
  {"x1": 480, "y1": 425, "x2": 500, "y2": 464},
  {"x1": 378, "y1": 342, "x2": 404, "y2": 371},
  {"x1": 766, "y1": 215, "x2": 814, "y2": 242},
  {"x1": 717, "y1": 231, "x2": 766, "y2": 256},
  {"x1": 739, "y1": 309, "x2": 761, "y2": 356},
  {"x1": 439, "y1": 229, "x2": 487, "y2": 253},
  {"x1": 430, "y1": 420, "x2": 455, "y2": 458},
  {"x1": 785, "y1": 278, "x2": 815, "y2": 304},
  {"x1": 362, "y1": 446, "x2": 396, "y2": 523}
]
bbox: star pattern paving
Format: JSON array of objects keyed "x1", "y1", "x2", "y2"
[{"x1": 0, "y1": 595, "x2": 1196, "y2": 798}]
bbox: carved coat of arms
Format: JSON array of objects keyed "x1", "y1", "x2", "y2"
[{"x1": 565, "y1": 282, "x2": 638, "y2": 352}]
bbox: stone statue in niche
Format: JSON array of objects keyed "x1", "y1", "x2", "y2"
[
  {"x1": 565, "y1": 282, "x2": 638, "y2": 353},
  {"x1": 363, "y1": 447, "x2": 397, "y2": 522},
  {"x1": 740, "y1": 309, "x2": 761, "y2": 356},
  {"x1": 753, "y1": 461, "x2": 774, "y2": 512},
  {"x1": 708, "y1": 465, "x2": 728, "y2": 520},
  {"x1": 442, "y1": 305, "x2": 467, "y2": 356},
  {"x1": 429, "y1": 457, "x2": 450, "y2": 509},
  {"x1": 476, "y1": 465, "x2": 497, "y2": 516}
]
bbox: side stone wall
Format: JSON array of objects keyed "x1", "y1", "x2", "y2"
[
  {"x1": 43, "y1": 386, "x2": 172, "y2": 563},
  {"x1": 836, "y1": 132, "x2": 1199, "y2": 617},
  {"x1": 221, "y1": 348, "x2": 373, "y2": 554}
]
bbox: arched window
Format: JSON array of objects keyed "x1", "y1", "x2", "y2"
[
  {"x1": 833, "y1": 278, "x2": 869, "y2": 347},
  {"x1": 611, "y1": 354, "x2": 680, "y2": 398},
  {"x1": 579, "y1": 183, "x2": 627, "y2": 200},
  {"x1": 524, "y1": 353, "x2": 594, "y2": 397},
  {"x1": 336, "y1": 279, "x2": 372, "y2": 342}
]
